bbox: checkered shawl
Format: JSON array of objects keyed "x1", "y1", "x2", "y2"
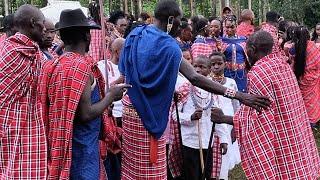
[
  {"x1": 167, "y1": 83, "x2": 222, "y2": 178},
  {"x1": 234, "y1": 53, "x2": 320, "y2": 179},
  {"x1": 89, "y1": 29, "x2": 103, "y2": 63},
  {"x1": 236, "y1": 22, "x2": 255, "y2": 38},
  {"x1": 191, "y1": 37, "x2": 219, "y2": 58},
  {"x1": 0, "y1": 33, "x2": 47, "y2": 179},
  {"x1": 41, "y1": 52, "x2": 91, "y2": 179},
  {"x1": 261, "y1": 23, "x2": 280, "y2": 53},
  {"x1": 299, "y1": 41, "x2": 320, "y2": 123},
  {"x1": 41, "y1": 52, "x2": 117, "y2": 179}
]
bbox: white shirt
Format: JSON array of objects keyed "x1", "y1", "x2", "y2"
[
  {"x1": 97, "y1": 60, "x2": 123, "y2": 118},
  {"x1": 178, "y1": 86, "x2": 229, "y2": 149}
]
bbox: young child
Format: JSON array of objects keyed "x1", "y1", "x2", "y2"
[
  {"x1": 176, "y1": 55, "x2": 229, "y2": 180},
  {"x1": 210, "y1": 52, "x2": 241, "y2": 180}
]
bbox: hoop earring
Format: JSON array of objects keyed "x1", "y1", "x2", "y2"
[{"x1": 167, "y1": 16, "x2": 174, "y2": 34}]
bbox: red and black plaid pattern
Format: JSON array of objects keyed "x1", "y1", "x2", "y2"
[
  {"x1": 0, "y1": 33, "x2": 47, "y2": 179},
  {"x1": 89, "y1": 29, "x2": 104, "y2": 63},
  {"x1": 42, "y1": 52, "x2": 91, "y2": 179},
  {"x1": 234, "y1": 53, "x2": 320, "y2": 179},
  {"x1": 261, "y1": 23, "x2": 280, "y2": 53},
  {"x1": 236, "y1": 22, "x2": 255, "y2": 38},
  {"x1": 121, "y1": 96, "x2": 167, "y2": 179},
  {"x1": 299, "y1": 41, "x2": 320, "y2": 123},
  {"x1": 167, "y1": 83, "x2": 222, "y2": 178},
  {"x1": 191, "y1": 43, "x2": 215, "y2": 58}
]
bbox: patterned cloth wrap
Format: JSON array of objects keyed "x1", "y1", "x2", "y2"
[
  {"x1": 234, "y1": 53, "x2": 320, "y2": 179},
  {"x1": 0, "y1": 33, "x2": 47, "y2": 179}
]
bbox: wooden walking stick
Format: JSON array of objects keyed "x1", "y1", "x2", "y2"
[
  {"x1": 197, "y1": 119, "x2": 205, "y2": 173},
  {"x1": 98, "y1": 0, "x2": 109, "y2": 92}
]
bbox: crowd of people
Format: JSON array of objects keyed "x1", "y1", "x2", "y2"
[{"x1": 0, "y1": 0, "x2": 319, "y2": 179}]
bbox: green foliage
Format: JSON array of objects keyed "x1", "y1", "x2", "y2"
[{"x1": 2, "y1": 0, "x2": 320, "y2": 28}]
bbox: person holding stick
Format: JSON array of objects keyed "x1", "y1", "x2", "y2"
[
  {"x1": 169, "y1": 55, "x2": 229, "y2": 180},
  {"x1": 119, "y1": 1, "x2": 270, "y2": 179}
]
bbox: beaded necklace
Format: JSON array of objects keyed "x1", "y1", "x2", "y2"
[{"x1": 190, "y1": 85, "x2": 214, "y2": 111}]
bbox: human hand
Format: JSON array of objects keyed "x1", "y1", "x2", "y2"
[
  {"x1": 108, "y1": 83, "x2": 131, "y2": 101},
  {"x1": 210, "y1": 108, "x2": 225, "y2": 123},
  {"x1": 191, "y1": 109, "x2": 202, "y2": 121},
  {"x1": 231, "y1": 127, "x2": 236, "y2": 143},
  {"x1": 236, "y1": 92, "x2": 270, "y2": 112},
  {"x1": 220, "y1": 143, "x2": 228, "y2": 155}
]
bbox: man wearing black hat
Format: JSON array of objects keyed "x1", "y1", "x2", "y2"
[{"x1": 41, "y1": 8, "x2": 130, "y2": 179}]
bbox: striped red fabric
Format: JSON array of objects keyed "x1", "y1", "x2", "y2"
[
  {"x1": 234, "y1": 53, "x2": 320, "y2": 179},
  {"x1": 0, "y1": 33, "x2": 47, "y2": 179},
  {"x1": 261, "y1": 23, "x2": 280, "y2": 53},
  {"x1": 121, "y1": 96, "x2": 167, "y2": 180},
  {"x1": 236, "y1": 22, "x2": 255, "y2": 38},
  {"x1": 299, "y1": 41, "x2": 320, "y2": 123}
]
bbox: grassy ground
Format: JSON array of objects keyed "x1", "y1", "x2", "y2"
[{"x1": 228, "y1": 128, "x2": 320, "y2": 179}]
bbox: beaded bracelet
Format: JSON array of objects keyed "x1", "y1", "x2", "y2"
[{"x1": 223, "y1": 88, "x2": 237, "y2": 99}]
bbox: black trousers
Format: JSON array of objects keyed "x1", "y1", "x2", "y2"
[{"x1": 182, "y1": 145, "x2": 208, "y2": 180}]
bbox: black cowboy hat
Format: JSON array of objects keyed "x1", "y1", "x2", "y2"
[{"x1": 57, "y1": 8, "x2": 100, "y2": 30}]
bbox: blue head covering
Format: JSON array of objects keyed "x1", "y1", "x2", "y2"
[{"x1": 119, "y1": 25, "x2": 182, "y2": 139}]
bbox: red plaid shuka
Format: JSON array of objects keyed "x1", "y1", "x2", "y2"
[
  {"x1": 234, "y1": 53, "x2": 320, "y2": 179},
  {"x1": 121, "y1": 96, "x2": 167, "y2": 180},
  {"x1": 261, "y1": 23, "x2": 280, "y2": 53},
  {"x1": 0, "y1": 33, "x2": 47, "y2": 179},
  {"x1": 299, "y1": 41, "x2": 320, "y2": 123},
  {"x1": 167, "y1": 83, "x2": 222, "y2": 179},
  {"x1": 41, "y1": 52, "x2": 118, "y2": 179},
  {"x1": 236, "y1": 22, "x2": 255, "y2": 38},
  {"x1": 89, "y1": 29, "x2": 104, "y2": 63}
]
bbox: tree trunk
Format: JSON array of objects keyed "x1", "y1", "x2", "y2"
[
  {"x1": 130, "y1": 0, "x2": 134, "y2": 15},
  {"x1": 138, "y1": 0, "x2": 142, "y2": 14},
  {"x1": 263, "y1": 0, "x2": 268, "y2": 22},
  {"x1": 178, "y1": 0, "x2": 183, "y2": 10},
  {"x1": 221, "y1": 0, "x2": 226, "y2": 9},
  {"x1": 248, "y1": 0, "x2": 251, "y2": 10},
  {"x1": 124, "y1": 0, "x2": 128, "y2": 14},
  {"x1": 109, "y1": 0, "x2": 112, "y2": 13},
  {"x1": 258, "y1": 0, "x2": 262, "y2": 24},
  {"x1": 4, "y1": 0, "x2": 9, "y2": 15},
  {"x1": 211, "y1": 0, "x2": 217, "y2": 17},
  {"x1": 190, "y1": 0, "x2": 195, "y2": 17},
  {"x1": 120, "y1": 0, "x2": 124, "y2": 11}
]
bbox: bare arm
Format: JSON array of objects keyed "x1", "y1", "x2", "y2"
[
  {"x1": 76, "y1": 75, "x2": 130, "y2": 123},
  {"x1": 179, "y1": 58, "x2": 270, "y2": 111}
]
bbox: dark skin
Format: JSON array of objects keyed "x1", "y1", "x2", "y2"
[
  {"x1": 14, "y1": 5, "x2": 46, "y2": 44},
  {"x1": 191, "y1": 57, "x2": 228, "y2": 155},
  {"x1": 212, "y1": 31, "x2": 274, "y2": 127},
  {"x1": 210, "y1": 20, "x2": 221, "y2": 38},
  {"x1": 66, "y1": 29, "x2": 131, "y2": 123},
  {"x1": 40, "y1": 19, "x2": 56, "y2": 53},
  {"x1": 154, "y1": 17, "x2": 271, "y2": 112}
]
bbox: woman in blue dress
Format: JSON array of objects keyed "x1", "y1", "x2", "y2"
[{"x1": 221, "y1": 15, "x2": 248, "y2": 92}]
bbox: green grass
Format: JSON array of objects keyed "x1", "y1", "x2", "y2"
[{"x1": 228, "y1": 128, "x2": 320, "y2": 180}]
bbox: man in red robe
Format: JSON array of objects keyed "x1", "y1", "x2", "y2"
[
  {"x1": 41, "y1": 9, "x2": 130, "y2": 179},
  {"x1": 213, "y1": 30, "x2": 320, "y2": 179},
  {"x1": 260, "y1": 11, "x2": 281, "y2": 53},
  {"x1": 0, "y1": 5, "x2": 47, "y2": 179},
  {"x1": 236, "y1": 9, "x2": 255, "y2": 38}
]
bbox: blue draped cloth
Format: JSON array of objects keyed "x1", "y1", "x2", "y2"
[
  {"x1": 70, "y1": 84, "x2": 101, "y2": 179},
  {"x1": 119, "y1": 25, "x2": 182, "y2": 139}
]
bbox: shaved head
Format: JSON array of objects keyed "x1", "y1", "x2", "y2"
[
  {"x1": 111, "y1": 38, "x2": 125, "y2": 64},
  {"x1": 241, "y1": 9, "x2": 254, "y2": 21},
  {"x1": 247, "y1": 30, "x2": 274, "y2": 54},
  {"x1": 14, "y1": 4, "x2": 45, "y2": 43},
  {"x1": 111, "y1": 38, "x2": 125, "y2": 52},
  {"x1": 246, "y1": 30, "x2": 274, "y2": 68}
]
